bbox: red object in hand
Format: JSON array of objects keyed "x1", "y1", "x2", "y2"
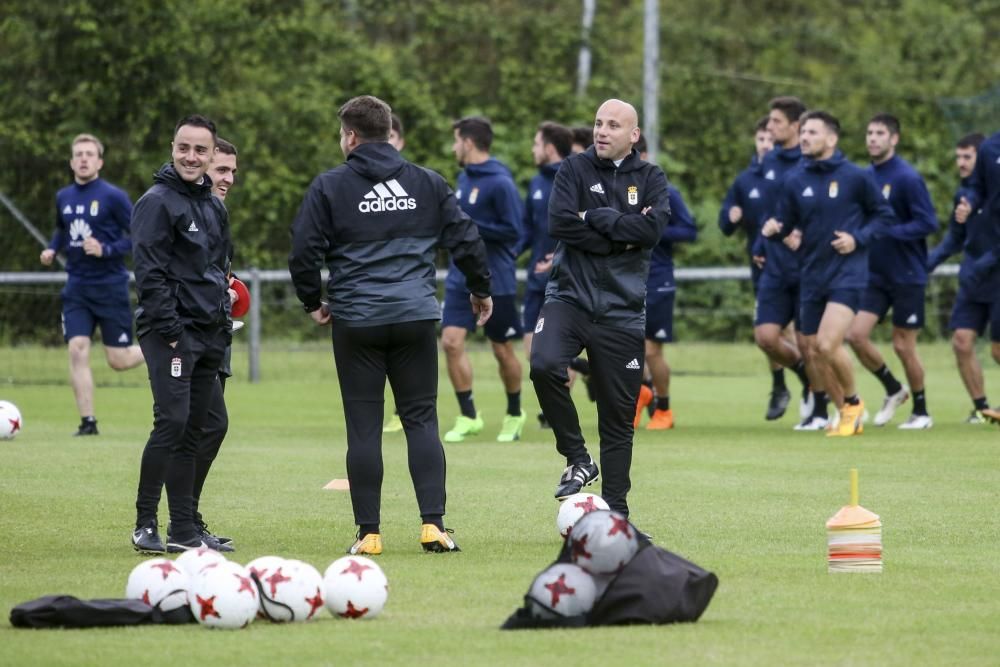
[{"x1": 230, "y1": 278, "x2": 251, "y2": 318}]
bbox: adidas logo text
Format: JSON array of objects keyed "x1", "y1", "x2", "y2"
[
  {"x1": 359, "y1": 179, "x2": 416, "y2": 213},
  {"x1": 625, "y1": 358, "x2": 640, "y2": 370},
  {"x1": 589, "y1": 183, "x2": 605, "y2": 194}
]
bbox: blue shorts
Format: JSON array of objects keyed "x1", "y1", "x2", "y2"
[
  {"x1": 798, "y1": 288, "x2": 862, "y2": 336},
  {"x1": 949, "y1": 291, "x2": 1000, "y2": 342},
  {"x1": 859, "y1": 283, "x2": 925, "y2": 329},
  {"x1": 61, "y1": 281, "x2": 134, "y2": 346},
  {"x1": 754, "y1": 279, "x2": 799, "y2": 328},
  {"x1": 645, "y1": 293, "x2": 675, "y2": 342},
  {"x1": 442, "y1": 290, "x2": 523, "y2": 343},
  {"x1": 522, "y1": 289, "x2": 545, "y2": 334}
]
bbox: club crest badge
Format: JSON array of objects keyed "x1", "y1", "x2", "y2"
[
  {"x1": 627, "y1": 185, "x2": 639, "y2": 206},
  {"x1": 829, "y1": 181, "x2": 839, "y2": 198},
  {"x1": 170, "y1": 357, "x2": 182, "y2": 378},
  {"x1": 882, "y1": 183, "x2": 891, "y2": 200},
  {"x1": 90, "y1": 200, "x2": 99, "y2": 216},
  {"x1": 469, "y1": 187, "x2": 479, "y2": 204},
  {"x1": 534, "y1": 317, "x2": 544, "y2": 334}
]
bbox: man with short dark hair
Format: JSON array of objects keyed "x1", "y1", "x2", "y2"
[
  {"x1": 40, "y1": 133, "x2": 145, "y2": 436},
  {"x1": 389, "y1": 114, "x2": 405, "y2": 151},
  {"x1": 130, "y1": 115, "x2": 232, "y2": 553},
  {"x1": 846, "y1": 114, "x2": 938, "y2": 429},
  {"x1": 571, "y1": 126, "x2": 593, "y2": 154},
  {"x1": 531, "y1": 98, "x2": 670, "y2": 516},
  {"x1": 442, "y1": 116, "x2": 526, "y2": 442},
  {"x1": 290, "y1": 95, "x2": 492, "y2": 555},
  {"x1": 762, "y1": 110, "x2": 893, "y2": 437}
]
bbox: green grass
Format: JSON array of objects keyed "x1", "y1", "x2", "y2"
[{"x1": 2, "y1": 341, "x2": 999, "y2": 666}]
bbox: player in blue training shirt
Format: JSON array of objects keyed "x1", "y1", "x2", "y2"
[
  {"x1": 762, "y1": 110, "x2": 893, "y2": 438},
  {"x1": 846, "y1": 114, "x2": 938, "y2": 429},
  {"x1": 40, "y1": 133, "x2": 144, "y2": 436},
  {"x1": 441, "y1": 116, "x2": 526, "y2": 443}
]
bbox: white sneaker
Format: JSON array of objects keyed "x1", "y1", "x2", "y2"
[
  {"x1": 873, "y1": 387, "x2": 909, "y2": 426},
  {"x1": 799, "y1": 390, "x2": 814, "y2": 420},
  {"x1": 898, "y1": 414, "x2": 933, "y2": 430},
  {"x1": 794, "y1": 415, "x2": 829, "y2": 431}
]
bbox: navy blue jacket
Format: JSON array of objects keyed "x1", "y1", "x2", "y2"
[
  {"x1": 49, "y1": 178, "x2": 133, "y2": 286},
  {"x1": 446, "y1": 158, "x2": 523, "y2": 296},
  {"x1": 866, "y1": 155, "x2": 938, "y2": 287},
  {"x1": 928, "y1": 179, "x2": 999, "y2": 301},
  {"x1": 648, "y1": 186, "x2": 697, "y2": 303},
  {"x1": 773, "y1": 151, "x2": 892, "y2": 295},
  {"x1": 518, "y1": 161, "x2": 561, "y2": 294},
  {"x1": 753, "y1": 145, "x2": 803, "y2": 286},
  {"x1": 958, "y1": 130, "x2": 1000, "y2": 282},
  {"x1": 545, "y1": 147, "x2": 671, "y2": 330},
  {"x1": 718, "y1": 155, "x2": 770, "y2": 262},
  {"x1": 289, "y1": 142, "x2": 490, "y2": 325}
]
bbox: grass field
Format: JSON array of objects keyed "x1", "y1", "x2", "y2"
[{"x1": 2, "y1": 341, "x2": 999, "y2": 666}]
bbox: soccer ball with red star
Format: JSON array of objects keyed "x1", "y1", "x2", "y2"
[
  {"x1": 556, "y1": 492, "x2": 611, "y2": 537},
  {"x1": 568, "y1": 509, "x2": 640, "y2": 576},
  {"x1": 189, "y1": 560, "x2": 258, "y2": 630},
  {"x1": 323, "y1": 556, "x2": 388, "y2": 620},
  {"x1": 256, "y1": 559, "x2": 325, "y2": 622},
  {"x1": 125, "y1": 558, "x2": 190, "y2": 612},
  {"x1": 527, "y1": 563, "x2": 597, "y2": 618},
  {"x1": 175, "y1": 545, "x2": 228, "y2": 579},
  {"x1": 0, "y1": 401, "x2": 22, "y2": 440}
]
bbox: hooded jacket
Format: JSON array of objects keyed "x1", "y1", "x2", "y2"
[
  {"x1": 289, "y1": 142, "x2": 490, "y2": 325},
  {"x1": 445, "y1": 157, "x2": 523, "y2": 296},
  {"x1": 518, "y1": 161, "x2": 561, "y2": 294},
  {"x1": 718, "y1": 154, "x2": 770, "y2": 262},
  {"x1": 928, "y1": 179, "x2": 1000, "y2": 301},
  {"x1": 773, "y1": 151, "x2": 892, "y2": 295},
  {"x1": 545, "y1": 147, "x2": 671, "y2": 330},
  {"x1": 752, "y1": 144, "x2": 803, "y2": 287},
  {"x1": 957, "y1": 130, "x2": 1000, "y2": 283},
  {"x1": 132, "y1": 163, "x2": 231, "y2": 342},
  {"x1": 50, "y1": 178, "x2": 133, "y2": 286}
]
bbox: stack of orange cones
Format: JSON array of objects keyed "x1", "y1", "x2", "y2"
[{"x1": 826, "y1": 468, "x2": 882, "y2": 573}]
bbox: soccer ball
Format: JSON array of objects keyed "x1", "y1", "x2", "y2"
[
  {"x1": 556, "y1": 492, "x2": 610, "y2": 537},
  {"x1": 0, "y1": 401, "x2": 22, "y2": 440},
  {"x1": 323, "y1": 555, "x2": 388, "y2": 620},
  {"x1": 567, "y1": 509, "x2": 640, "y2": 576},
  {"x1": 125, "y1": 558, "x2": 190, "y2": 612},
  {"x1": 527, "y1": 563, "x2": 597, "y2": 619},
  {"x1": 175, "y1": 546, "x2": 228, "y2": 579},
  {"x1": 256, "y1": 559, "x2": 325, "y2": 622},
  {"x1": 188, "y1": 560, "x2": 258, "y2": 630},
  {"x1": 245, "y1": 555, "x2": 286, "y2": 619}
]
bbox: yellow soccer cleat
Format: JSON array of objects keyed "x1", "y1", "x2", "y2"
[
  {"x1": 444, "y1": 413, "x2": 484, "y2": 442},
  {"x1": 420, "y1": 524, "x2": 461, "y2": 553},
  {"x1": 828, "y1": 400, "x2": 865, "y2": 437},
  {"x1": 347, "y1": 533, "x2": 383, "y2": 556},
  {"x1": 496, "y1": 412, "x2": 526, "y2": 442}
]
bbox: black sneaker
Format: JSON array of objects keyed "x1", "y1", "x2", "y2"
[
  {"x1": 765, "y1": 388, "x2": 791, "y2": 420},
  {"x1": 74, "y1": 418, "x2": 99, "y2": 436},
  {"x1": 132, "y1": 520, "x2": 166, "y2": 554},
  {"x1": 554, "y1": 456, "x2": 599, "y2": 499},
  {"x1": 166, "y1": 532, "x2": 233, "y2": 553},
  {"x1": 537, "y1": 411, "x2": 550, "y2": 429},
  {"x1": 169, "y1": 518, "x2": 233, "y2": 547}
]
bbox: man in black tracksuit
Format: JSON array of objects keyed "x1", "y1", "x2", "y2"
[
  {"x1": 289, "y1": 95, "x2": 492, "y2": 556},
  {"x1": 130, "y1": 115, "x2": 233, "y2": 554},
  {"x1": 530, "y1": 99, "x2": 670, "y2": 516}
]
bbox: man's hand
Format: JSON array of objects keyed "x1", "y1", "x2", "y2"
[
  {"x1": 752, "y1": 255, "x2": 766, "y2": 269},
  {"x1": 470, "y1": 294, "x2": 493, "y2": 327},
  {"x1": 955, "y1": 196, "x2": 971, "y2": 224},
  {"x1": 39, "y1": 249, "x2": 55, "y2": 266},
  {"x1": 310, "y1": 303, "x2": 332, "y2": 326},
  {"x1": 831, "y1": 230, "x2": 856, "y2": 254},
  {"x1": 783, "y1": 229, "x2": 802, "y2": 251},
  {"x1": 227, "y1": 276, "x2": 239, "y2": 306},
  {"x1": 761, "y1": 218, "x2": 782, "y2": 237},
  {"x1": 82, "y1": 237, "x2": 103, "y2": 257},
  {"x1": 534, "y1": 253, "x2": 554, "y2": 274},
  {"x1": 729, "y1": 206, "x2": 743, "y2": 224}
]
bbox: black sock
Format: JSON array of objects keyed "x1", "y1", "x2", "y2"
[
  {"x1": 974, "y1": 396, "x2": 988, "y2": 411},
  {"x1": 844, "y1": 394, "x2": 860, "y2": 406},
  {"x1": 643, "y1": 378, "x2": 654, "y2": 390},
  {"x1": 873, "y1": 364, "x2": 903, "y2": 395},
  {"x1": 772, "y1": 368, "x2": 786, "y2": 391},
  {"x1": 421, "y1": 515, "x2": 444, "y2": 531},
  {"x1": 569, "y1": 357, "x2": 591, "y2": 375},
  {"x1": 506, "y1": 391, "x2": 521, "y2": 417},
  {"x1": 359, "y1": 524, "x2": 379, "y2": 538},
  {"x1": 456, "y1": 391, "x2": 476, "y2": 419},
  {"x1": 656, "y1": 396, "x2": 670, "y2": 411},
  {"x1": 813, "y1": 391, "x2": 829, "y2": 417},
  {"x1": 792, "y1": 360, "x2": 810, "y2": 389},
  {"x1": 912, "y1": 390, "x2": 927, "y2": 416}
]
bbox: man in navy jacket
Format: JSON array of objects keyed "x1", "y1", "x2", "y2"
[
  {"x1": 846, "y1": 114, "x2": 938, "y2": 429},
  {"x1": 763, "y1": 110, "x2": 893, "y2": 437}
]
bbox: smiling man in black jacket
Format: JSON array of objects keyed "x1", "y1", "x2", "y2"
[
  {"x1": 530, "y1": 99, "x2": 670, "y2": 517},
  {"x1": 289, "y1": 95, "x2": 492, "y2": 556},
  {"x1": 130, "y1": 115, "x2": 233, "y2": 553}
]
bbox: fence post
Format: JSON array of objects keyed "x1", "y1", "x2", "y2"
[{"x1": 248, "y1": 267, "x2": 261, "y2": 383}]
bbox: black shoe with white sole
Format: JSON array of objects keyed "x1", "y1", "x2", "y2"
[
  {"x1": 132, "y1": 520, "x2": 166, "y2": 554},
  {"x1": 168, "y1": 517, "x2": 233, "y2": 547},
  {"x1": 166, "y1": 532, "x2": 234, "y2": 553},
  {"x1": 765, "y1": 388, "x2": 791, "y2": 420},
  {"x1": 554, "y1": 456, "x2": 599, "y2": 499}
]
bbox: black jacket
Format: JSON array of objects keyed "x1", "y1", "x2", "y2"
[
  {"x1": 545, "y1": 147, "x2": 671, "y2": 330},
  {"x1": 132, "y1": 163, "x2": 231, "y2": 341},
  {"x1": 289, "y1": 142, "x2": 490, "y2": 325}
]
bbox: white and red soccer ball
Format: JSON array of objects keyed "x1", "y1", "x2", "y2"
[
  {"x1": 556, "y1": 492, "x2": 610, "y2": 537},
  {"x1": 255, "y1": 558, "x2": 325, "y2": 622},
  {"x1": 323, "y1": 556, "x2": 388, "y2": 620},
  {"x1": 0, "y1": 401, "x2": 22, "y2": 440},
  {"x1": 527, "y1": 563, "x2": 597, "y2": 619},
  {"x1": 188, "y1": 560, "x2": 258, "y2": 630},
  {"x1": 175, "y1": 546, "x2": 228, "y2": 579},
  {"x1": 125, "y1": 558, "x2": 189, "y2": 611},
  {"x1": 567, "y1": 509, "x2": 640, "y2": 576}
]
